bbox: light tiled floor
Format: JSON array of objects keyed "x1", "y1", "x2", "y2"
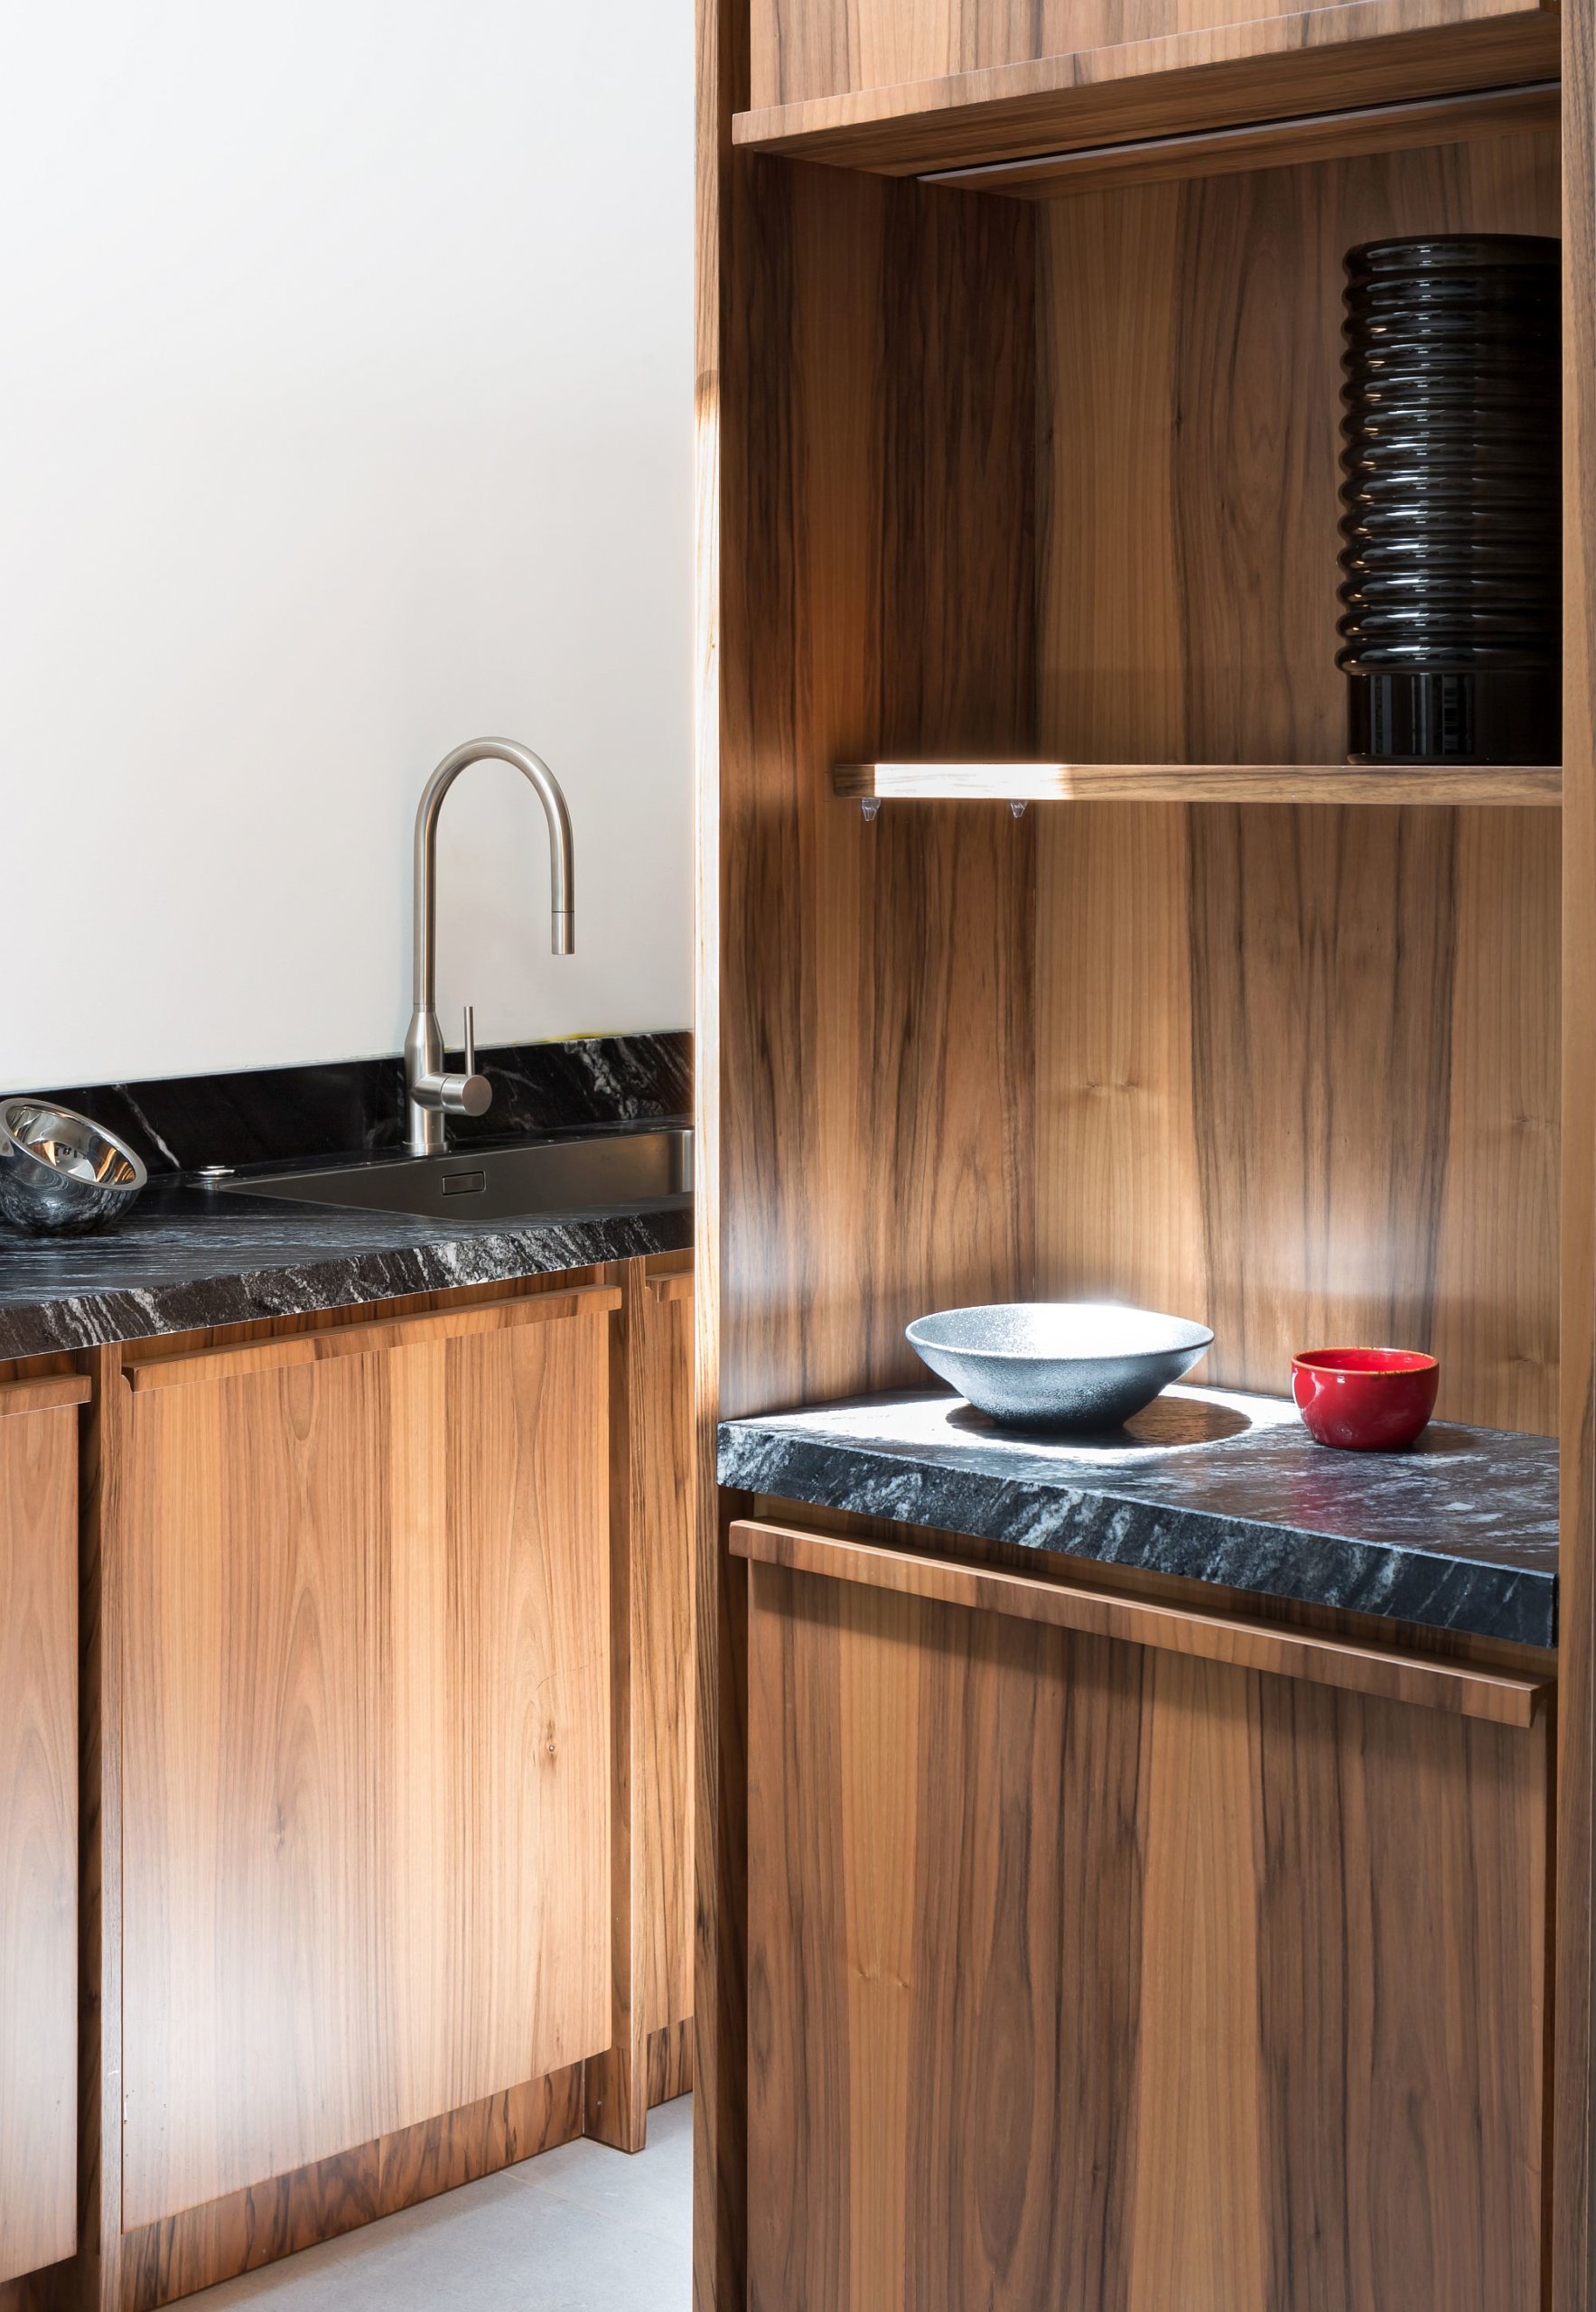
[{"x1": 193, "y1": 2097, "x2": 692, "y2": 2312}]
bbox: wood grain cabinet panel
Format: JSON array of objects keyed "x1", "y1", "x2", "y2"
[
  {"x1": 634, "y1": 1269, "x2": 696, "y2": 2045},
  {"x1": 746, "y1": 0, "x2": 1554, "y2": 116},
  {"x1": 587, "y1": 1263, "x2": 698, "y2": 2155},
  {"x1": 742, "y1": 1529, "x2": 1547, "y2": 2311},
  {"x1": 119, "y1": 1303, "x2": 613, "y2": 2229},
  {"x1": 0, "y1": 1382, "x2": 84, "y2": 2286},
  {"x1": 1034, "y1": 131, "x2": 1562, "y2": 1436}
]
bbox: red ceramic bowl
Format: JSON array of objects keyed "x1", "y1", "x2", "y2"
[{"x1": 1291, "y1": 1347, "x2": 1440, "y2": 1451}]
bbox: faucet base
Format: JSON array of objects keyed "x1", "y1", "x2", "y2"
[
  {"x1": 407, "y1": 1105, "x2": 448, "y2": 1160},
  {"x1": 403, "y1": 1006, "x2": 492, "y2": 1156}
]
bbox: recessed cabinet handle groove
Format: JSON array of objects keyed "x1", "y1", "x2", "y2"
[
  {"x1": 733, "y1": 1520, "x2": 1549, "y2": 1729},
  {"x1": 124, "y1": 1285, "x2": 624, "y2": 1394},
  {"x1": 0, "y1": 1375, "x2": 92, "y2": 1419},
  {"x1": 647, "y1": 1270, "x2": 695, "y2": 1303}
]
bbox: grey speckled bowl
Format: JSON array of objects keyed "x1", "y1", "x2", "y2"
[{"x1": 906, "y1": 1301, "x2": 1214, "y2": 1431}]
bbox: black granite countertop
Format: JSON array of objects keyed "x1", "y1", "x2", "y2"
[
  {"x1": 716, "y1": 1384, "x2": 1559, "y2": 1647},
  {"x1": 0, "y1": 1160, "x2": 691, "y2": 1360},
  {"x1": 0, "y1": 1032, "x2": 693, "y2": 1359}
]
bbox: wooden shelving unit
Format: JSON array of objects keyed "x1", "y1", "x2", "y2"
[
  {"x1": 835, "y1": 759, "x2": 1564, "y2": 806},
  {"x1": 697, "y1": 0, "x2": 1588, "y2": 2300}
]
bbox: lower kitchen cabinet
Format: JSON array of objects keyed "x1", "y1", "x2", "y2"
[
  {"x1": 0, "y1": 1376, "x2": 84, "y2": 2288},
  {"x1": 118, "y1": 1288, "x2": 618, "y2": 2228},
  {"x1": 738, "y1": 1520, "x2": 1550, "y2": 2312}
]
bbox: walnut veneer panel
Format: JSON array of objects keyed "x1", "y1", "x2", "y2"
[
  {"x1": 694, "y1": 2, "x2": 742, "y2": 2298},
  {"x1": 0, "y1": 2273, "x2": 60, "y2": 2312},
  {"x1": 0, "y1": 1375, "x2": 90, "y2": 1418},
  {"x1": 747, "y1": 0, "x2": 1549, "y2": 111},
  {"x1": 633, "y1": 1267, "x2": 695, "y2": 2038},
  {"x1": 1035, "y1": 133, "x2": 1561, "y2": 1431},
  {"x1": 742, "y1": 1, "x2": 1557, "y2": 169},
  {"x1": 120, "y1": 2065, "x2": 583, "y2": 2312},
  {"x1": 124, "y1": 1284, "x2": 621, "y2": 1391},
  {"x1": 648, "y1": 2018, "x2": 695, "y2": 2108},
  {"x1": 715, "y1": 160, "x2": 1036, "y2": 1424},
  {"x1": 0, "y1": 1402, "x2": 79, "y2": 2285},
  {"x1": 587, "y1": 1258, "x2": 697, "y2": 2158},
  {"x1": 733, "y1": 1520, "x2": 1549, "y2": 1720},
  {"x1": 700, "y1": 117, "x2": 1037, "y2": 2302},
  {"x1": 119, "y1": 1304, "x2": 612, "y2": 2227},
  {"x1": 746, "y1": 1553, "x2": 1547, "y2": 2309},
  {"x1": 1556, "y1": 5, "x2": 1596, "y2": 2300}
]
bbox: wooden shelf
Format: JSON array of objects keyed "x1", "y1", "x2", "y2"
[
  {"x1": 733, "y1": 3, "x2": 1558, "y2": 177},
  {"x1": 835, "y1": 761, "x2": 1563, "y2": 806}
]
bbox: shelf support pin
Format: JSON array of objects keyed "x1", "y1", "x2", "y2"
[
  {"x1": 1010, "y1": 799, "x2": 1028, "y2": 819},
  {"x1": 860, "y1": 797, "x2": 881, "y2": 823}
]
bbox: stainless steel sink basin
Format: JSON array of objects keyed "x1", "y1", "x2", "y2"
[{"x1": 217, "y1": 1127, "x2": 692, "y2": 1226}]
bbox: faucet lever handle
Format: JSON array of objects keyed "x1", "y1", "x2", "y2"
[{"x1": 431, "y1": 1003, "x2": 492, "y2": 1123}]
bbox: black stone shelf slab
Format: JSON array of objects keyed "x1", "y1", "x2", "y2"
[{"x1": 716, "y1": 1384, "x2": 1558, "y2": 1647}]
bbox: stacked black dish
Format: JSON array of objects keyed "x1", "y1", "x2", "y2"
[{"x1": 1338, "y1": 235, "x2": 1561, "y2": 765}]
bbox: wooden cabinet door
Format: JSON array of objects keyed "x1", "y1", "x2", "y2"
[
  {"x1": 738, "y1": 1519, "x2": 1550, "y2": 2312},
  {"x1": 0, "y1": 1376, "x2": 84, "y2": 2286},
  {"x1": 119, "y1": 1291, "x2": 617, "y2": 2229},
  {"x1": 632, "y1": 1267, "x2": 695, "y2": 2046}
]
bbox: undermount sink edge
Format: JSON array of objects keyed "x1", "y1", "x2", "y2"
[{"x1": 216, "y1": 1125, "x2": 693, "y2": 1226}]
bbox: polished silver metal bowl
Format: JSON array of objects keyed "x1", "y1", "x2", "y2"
[
  {"x1": 906, "y1": 1301, "x2": 1214, "y2": 1431},
  {"x1": 0, "y1": 1099, "x2": 148, "y2": 1235}
]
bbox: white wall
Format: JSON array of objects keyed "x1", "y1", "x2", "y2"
[{"x1": 0, "y1": 2, "x2": 693, "y2": 1090}]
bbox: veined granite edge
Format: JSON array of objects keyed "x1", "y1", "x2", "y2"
[
  {"x1": 717, "y1": 1394, "x2": 1558, "y2": 1648},
  {"x1": 0, "y1": 1206, "x2": 692, "y2": 1361}
]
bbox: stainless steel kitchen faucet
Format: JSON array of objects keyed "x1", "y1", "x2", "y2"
[{"x1": 404, "y1": 738, "x2": 575, "y2": 1156}]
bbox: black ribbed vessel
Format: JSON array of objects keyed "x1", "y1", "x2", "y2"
[{"x1": 1338, "y1": 235, "x2": 1561, "y2": 764}]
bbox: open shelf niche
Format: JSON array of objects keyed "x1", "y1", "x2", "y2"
[{"x1": 705, "y1": 66, "x2": 1562, "y2": 1453}]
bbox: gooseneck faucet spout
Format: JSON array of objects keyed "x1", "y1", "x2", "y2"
[{"x1": 405, "y1": 737, "x2": 576, "y2": 1156}]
